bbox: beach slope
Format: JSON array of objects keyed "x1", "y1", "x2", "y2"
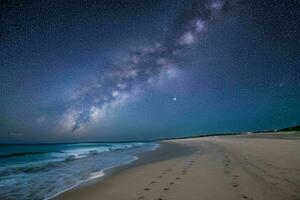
[{"x1": 56, "y1": 132, "x2": 300, "y2": 200}]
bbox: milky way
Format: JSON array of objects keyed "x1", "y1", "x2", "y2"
[
  {"x1": 61, "y1": 0, "x2": 243, "y2": 133},
  {"x1": 1, "y1": 0, "x2": 300, "y2": 142}
]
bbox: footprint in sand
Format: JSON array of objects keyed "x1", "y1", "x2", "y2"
[
  {"x1": 175, "y1": 177, "x2": 181, "y2": 180},
  {"x1": 169, "y1": 182, "x2": 174, "y2": 185},
  {"x1": 233, "y1": 175, "x2": 239, "y2": 180},
  {"x1": 163, "y1": 187, "x2": 170, "y2": 191},
  {"x1": 182, "y1": 169, "x2": 187, "y2": 174},
  {"x1": 137, "y1": 196, "x2": 145, "y2": 199},
  {"x1": 157, "y1": 175, "x2": 162, "y2": 179},
  {"x1": 144, "y1": 187, "x2": 151, "y2": 191},
  {"x1": 151, "y1": 181, "x2": 156, "y2": 184},
  {"x1": 223, "y1": 159, "x2": 230, "y2": 167},
  {"x1": 232, "y1": 183, "x2": 239, "y2": 188},
  {"x1": 240, "y1": 194, "x2": 254, "y2": 199}
]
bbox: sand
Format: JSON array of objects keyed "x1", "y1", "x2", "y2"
[{"x1": 55, "y1": 132, "x2": 300, "y2": 200}]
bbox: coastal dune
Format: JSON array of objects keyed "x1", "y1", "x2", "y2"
[{"x1": 56, "y1": 133, "x2": 300, "y2": 200}]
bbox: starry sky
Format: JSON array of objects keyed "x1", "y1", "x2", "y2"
[{"x1": 0, "y1": 0, "x2": 299, "y2": 143}]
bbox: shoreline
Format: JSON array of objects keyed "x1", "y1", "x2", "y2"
[
  {"x1": 55, "y1": 132, "x2": 300, "y2": 200},
  {"x1": 49, "y1": 143, "x2": 162, "y2": 199},
  {"x1": 54, "y1": 142, "x2": 197, "y2": 200}
]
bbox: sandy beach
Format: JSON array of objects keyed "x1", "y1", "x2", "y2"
[{"x1": 55, "y1": 132, "x2": 300, "y2": 200}]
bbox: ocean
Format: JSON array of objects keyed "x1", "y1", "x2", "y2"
[{"x1": 0, "y1": 142, "x2": 159, "y2": 200}]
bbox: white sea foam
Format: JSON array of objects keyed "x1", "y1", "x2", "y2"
[
  {"x1": 87, "y1": 171, "x2": 105, "y2": 180},
  {"x1": 0, "y1": 142, "x2": 160, "y2": 200}
]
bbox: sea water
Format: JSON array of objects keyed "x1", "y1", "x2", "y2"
[{"x1": 0, "y1": 142, "x2": 159, "y2": 199}]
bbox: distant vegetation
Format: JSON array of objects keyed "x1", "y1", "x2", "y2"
[{"x1": 279, "y1": 125, "x2": 300, "y2": 132}]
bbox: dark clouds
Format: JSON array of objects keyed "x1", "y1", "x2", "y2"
[{"x1": 57, "y1": 0, "x2": 243, "y2": 133}]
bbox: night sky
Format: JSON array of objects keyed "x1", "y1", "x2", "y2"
[{"x1": 1, "y1": 0, "x2": 299, "y2": 143}]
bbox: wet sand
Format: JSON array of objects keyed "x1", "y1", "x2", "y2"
[{"x1": 55, "y1": 132, "x2": 300, "y2": 200}]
